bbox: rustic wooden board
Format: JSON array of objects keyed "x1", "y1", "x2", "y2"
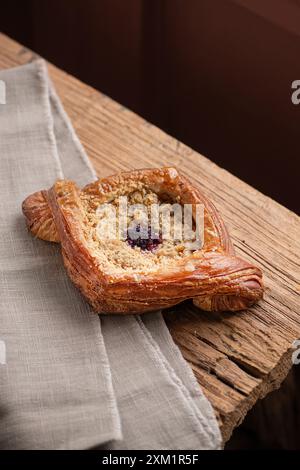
[{"x1": 0, "y1": 33, "x2": 299, "y2": 443}]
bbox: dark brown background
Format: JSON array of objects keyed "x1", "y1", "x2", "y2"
[
  {"x1": 1, "y1": 0, "x2": 300, "y2": 213},
  {"x1": 1, "y1": 0, "x2": 300, "y2": 449}
]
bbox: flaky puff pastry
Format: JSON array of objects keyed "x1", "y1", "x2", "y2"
[{"x1": 22, "y1": 167, "x2": 264, "y2": 314}]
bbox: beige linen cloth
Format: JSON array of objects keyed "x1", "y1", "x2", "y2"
[{"x1": 0, "y1": 60, "x2": 221, "y2": 450}]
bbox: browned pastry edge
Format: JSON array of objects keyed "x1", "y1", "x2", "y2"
[
  {"x1": 22, "y1": 167, "x2": 264, "y2": 314},
  {"x1": 22, "y1": 190, "x2": 59, "y2": 242}
]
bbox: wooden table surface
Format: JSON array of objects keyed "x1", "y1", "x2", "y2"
[{"x1": 1, "y1": 33, "x2": 299, "y2": 443}]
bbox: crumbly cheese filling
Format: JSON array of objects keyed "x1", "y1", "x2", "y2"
[{"x1": 80, "y1": 186, "x2": 203, "y2": 275}]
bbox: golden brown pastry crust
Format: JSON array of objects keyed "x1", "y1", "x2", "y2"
[{"x1": 22, "y1": 167, "x2": 264, "y2": 314}]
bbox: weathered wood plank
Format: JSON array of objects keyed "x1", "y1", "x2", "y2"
[{"x1": 0, "y1": 33, "x2": 299, "y2": 443}]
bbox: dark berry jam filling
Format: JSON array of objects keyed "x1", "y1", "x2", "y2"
[{"x1": 126, "y1": 225, "x2": 162, "y2": 252}]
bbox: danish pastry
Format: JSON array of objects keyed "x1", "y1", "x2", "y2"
[{"x1": 22, "y1": 167, "x2": 264, "y2": 314}]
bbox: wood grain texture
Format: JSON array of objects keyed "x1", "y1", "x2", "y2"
[{"x1": 0, "y1": 32, "x2": 299, "y2": 443}]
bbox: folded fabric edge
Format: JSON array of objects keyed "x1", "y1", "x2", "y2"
[
  {"x1": 141, "y1": 313, "x2": 222, "y2": 448},
  {"x1": 136, "y1": 316, "x2": 222, "y2": 449},
  {"x1": 48, "y1": 74, "x2": 98, "y2": 183}
]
